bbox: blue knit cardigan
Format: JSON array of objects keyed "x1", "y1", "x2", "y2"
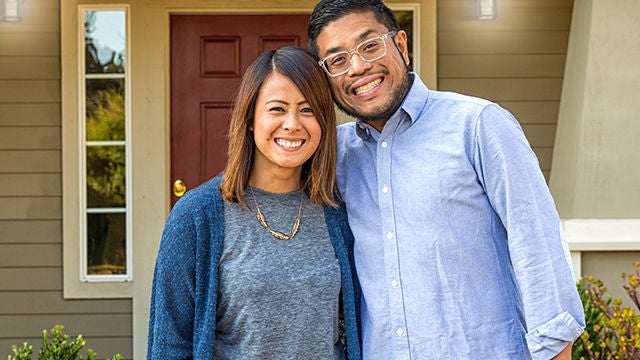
[{"x1": 148, "y1": 176, "x2": 361, "y2": 359}]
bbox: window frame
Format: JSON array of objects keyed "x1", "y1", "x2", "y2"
[{"x1": 63, "y1": 4, "x2": 132, "y2": 298}]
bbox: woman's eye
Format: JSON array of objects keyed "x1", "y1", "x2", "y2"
[
  {"x1": 301, "y1": 107, "x2": 314, "y2": 114},
  {"x1": 269, "y1": 106, "x2": 285, "y2": 112}
]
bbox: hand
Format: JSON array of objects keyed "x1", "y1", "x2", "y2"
[{"x1": 551, "y1": 342, "x2": 572, "y2": 360}]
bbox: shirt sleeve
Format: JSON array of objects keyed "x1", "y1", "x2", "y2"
[{"x1": 473, "y1": 103, "x2": 586, "y2": 359}]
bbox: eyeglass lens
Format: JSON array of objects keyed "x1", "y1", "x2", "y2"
[{"x1": 325, "y1": 36, "x2": 387, "y2": 75}]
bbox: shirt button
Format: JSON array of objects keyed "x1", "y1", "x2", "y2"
[
  {"x1": 381, "y1": 141, "x2": 388, "y2": 148},
  {"x1": 382, "y1": 185, "x2": 388, "y2": 193},
  {"x1": 391, "y1": 279, "x2": 399, "y2": 288},
  {"x1": 386, "y1": 232, "x2": 393, "y2": 240},
  {"x1": 396, "y1": 328, "x2": 404, "y2": 336}
]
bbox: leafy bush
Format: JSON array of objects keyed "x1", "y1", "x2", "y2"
[
  {"x1": 8, "y1": 325, "x2": 121, "y2": 360},
  {"x1": 574, "y1": 262, "x2": 640, "y2": 359}
]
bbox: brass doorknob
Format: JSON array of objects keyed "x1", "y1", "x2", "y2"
[{"x1": 173, "y1": 179, "x2": 187, "y2": 197}]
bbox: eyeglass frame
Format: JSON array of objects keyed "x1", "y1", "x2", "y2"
[{"x1": 318, "y1": 30, "x2": 398, "y2": 77}]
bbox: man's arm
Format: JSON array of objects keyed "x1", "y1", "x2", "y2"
[
  {"x1": 473, "y1": 104, "x2": 585, "y2": 359},
  {"x1": 552, "y1": 342, "x2": 572, "y2": 360}
]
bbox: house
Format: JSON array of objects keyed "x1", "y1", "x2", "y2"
[{"x1": 1, "y1": 0, "x2": 638, "y2": 358}]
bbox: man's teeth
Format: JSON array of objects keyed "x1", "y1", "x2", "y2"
[
  {"x1": 354, "y1": 78, "x2": 382, "y2": 95},
  {"x1": 276, "y1": 139, "x2": 303, "y2": 148}
]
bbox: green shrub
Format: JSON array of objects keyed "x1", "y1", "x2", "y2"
[
  {"x1": 8, "y1": 325, "x2": 121, "y2": 360},
  {"x1": 574, "y1": 262, "x2": 640, "y2": 359}
]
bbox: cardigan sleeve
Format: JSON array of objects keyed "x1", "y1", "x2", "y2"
[
  {"x1": 148, "y1": 177, "x2": 224, "y2": 360},
  {"x1": 325, "y1": 202, "x2": 362, "y2": 360},
  {"x1": 147, "y1": 193, "x2": 200, "y2": 359}
]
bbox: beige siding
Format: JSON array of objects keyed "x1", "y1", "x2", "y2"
[
  {"x1": 0, "y1": 0, "x2": 132, "y2": 357},
  {"x1": 437, "y1": 0, "x2": 573, "y2": 181}
]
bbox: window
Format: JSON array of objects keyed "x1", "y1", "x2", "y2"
[{"x1": 79, "y1": 7, "x2": 131, "y2": 282}]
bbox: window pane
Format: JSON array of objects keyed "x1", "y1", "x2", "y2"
[
  {"x1": 84, "y1": 11, "x2": 126, "y2": 74},
  {"x1": 87, "y1": 212, "x2": 126, "y2": 275},
  {"x1": 86, "y1": 78, "x2": 125, "y2": 141},
  {"x1": 87, "y1": 145, "x2": 125, "y2": 207}
]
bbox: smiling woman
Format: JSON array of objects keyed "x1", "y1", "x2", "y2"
[{"x1": 148, "y1": 46, "x2": 361, "y2": 360}]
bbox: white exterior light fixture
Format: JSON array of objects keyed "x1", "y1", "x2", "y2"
[
  {"x1": 1, "y1": 0, "x2": 23, "y2": 22},
  {"x1": 477, "y1": 0, "x2": 496, "y2": 20}
]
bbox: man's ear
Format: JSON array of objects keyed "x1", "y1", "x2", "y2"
[{"x1": 394, "y1": 30, "x2": 411, "y2": 66}]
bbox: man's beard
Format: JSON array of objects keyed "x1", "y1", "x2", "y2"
[{"x1": 334, "y1": 71, "x2": 412, "y2": 123}]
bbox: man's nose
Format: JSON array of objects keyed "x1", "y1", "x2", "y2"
[{"x1": 347, "y1": 53, "x2": 372, "y2": 76}]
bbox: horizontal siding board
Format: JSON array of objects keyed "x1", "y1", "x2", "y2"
[
  {"x1": 439, "y1": 31, "x2": 570, "y2": 55},
  {"x1": 534, "y1": 147, "x2": 553, "y2": 171},
  {"x1": 522, "y1": 124, "x2": 556, "y2": 147},
  {"x1": 0, "y1": 33, "x2": 59, "y2": 57},
  {"x1": 24, "y1": 0, "x2": 60, "y2": 9},
  {"x1": 0, "y1": 197, "x2": 61, "y2": 220},
  {"x1": 0, "y1": 268, "x2": 61, "y2": 290},
  {"x1": 0, "y1": 103, "x2": 60, "y2": 126},
  {"x1": 0, "y1": 57, "x2": 60, "y2": 79},
  {"x1": 0, "y1": 174, "x2": 61, "y2": 197},
  {"x1": 0, "y1": 80, "x2": 60, "y2": 103},
  {"x1": 438, "y1": 7, "x2": 572, "y2": 32},
  {"x1": 0, "y1": 150, "x2": 61, "y2": 173},
  {"x1": 0, "y1": 314, "x2": 132, "y2": 338},
  {"x1": 0, "y1": 220, "x2": 61, "y2": 243},
  {"x1": 0, "y1": 292, "x2": 131, "y2": 314},
  {"x1": 0, "y1": 127, "x2": 61, "y2": 150},
  {"x1": 438, "y1": 55, "x2": 566, "y2": 78},
  {"x1": 0, "y1": 244, "x2": 61, "y2": 267},
  {"x1": 0, "y1": 7, "x2": 60, "y2": 33},
  {"x1": 439, "y1": 78, "x2": 563, "y2": 102},
  {"x1": 499, "y1": 101, "x2": 560, "y2": 124}
]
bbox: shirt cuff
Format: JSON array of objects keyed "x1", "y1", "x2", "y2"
[{"x1": 525, "y1": 311, "x2": 585, "y2": 360}]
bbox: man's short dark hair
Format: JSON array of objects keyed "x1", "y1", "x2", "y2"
[{"x1": 308, "y1": 0, "x2": 400, "y2": 58}]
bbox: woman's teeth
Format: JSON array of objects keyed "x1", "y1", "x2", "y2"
[{"x1": 276, "y1": 139, "x2": 303, "y2": 148}]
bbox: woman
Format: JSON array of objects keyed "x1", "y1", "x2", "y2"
[{"x1": 147, "y1": 46, "x2": 361, "y2": 359}]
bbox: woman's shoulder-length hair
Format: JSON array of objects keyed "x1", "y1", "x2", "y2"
[{"x1": 219, "y1": 46, "x2": 338, "y2": 207}]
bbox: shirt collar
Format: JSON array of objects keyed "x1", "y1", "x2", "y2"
[{"x1": 355, "y1": 72, "x2": 429, "y2": 141}]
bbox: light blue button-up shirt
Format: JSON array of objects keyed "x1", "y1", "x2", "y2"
[{"x1": 336, "y1": 74, "x2": 585, "y2": 360}]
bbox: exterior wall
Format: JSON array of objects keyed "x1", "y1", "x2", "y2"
[
  {"x1": 551, "y1": 0, "x2": 640, "y2": 305},
  {"x1": 4, "y1": 0, "x2": 636, "y2": 357},
  {"x1": 438, "y1": 0, "x2": 573, "y2": 181},
  {"x1": 0, "y1": 0, "x2": 132, "y2": 357}
]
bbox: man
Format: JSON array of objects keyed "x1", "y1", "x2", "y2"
[{"x1": 307, "y1": 0, "x2": 586, "y2": 359}]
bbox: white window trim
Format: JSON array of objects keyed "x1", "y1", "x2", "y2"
[{"x1": 63, "y1": 4, "x2": 132, "y2": 298}]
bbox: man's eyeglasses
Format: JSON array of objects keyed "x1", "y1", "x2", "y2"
[{"x1": 318, "y1": 31, "x2": 398, "y2": 77}]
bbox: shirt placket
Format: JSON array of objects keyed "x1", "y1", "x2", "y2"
[{"x1": 376, "y1": 132, "x2": 411, "y2": 359}]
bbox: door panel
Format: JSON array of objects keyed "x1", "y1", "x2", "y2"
[{"x1": 170, "y1": 15, "x2": 309, "y2": 205}]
